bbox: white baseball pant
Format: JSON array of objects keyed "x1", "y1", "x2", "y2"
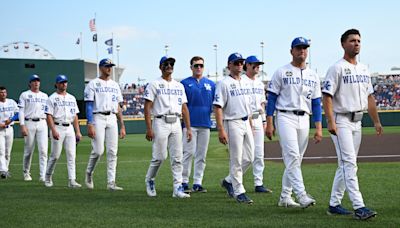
[
  {"x1": 251, "y1": 116, "x2": 265, "y2": 187},
  {"x1": 0, "y1": 127, "x2": 14, "y2": 172},
  {"x1": 276, "y1": 112, "x2": 309, "y2": 199},
  {"x1": 46, "y1": 125, "x2": 77, "y2": 180},
  {"x1": 224, "y1": 119, "x2": 254, "y2": 196},
  {"x1": 329, "y1": 113, "x2": 365, "y2": 210},
  {"x1": 86, "y1": 114, "x2": 119, "y2": 184},
  {"x1": 23, "y1": 120, "x2": 48, "y2": 179},
  {"x1": 182, "y1": 127, "x2": 210, "y2": 185},
  {"x1": 145, "y1": 118, "x2": 183, "y2": 189}
]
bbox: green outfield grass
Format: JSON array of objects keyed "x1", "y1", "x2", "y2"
[{"x1": 1, "y1": 128, "x2": 399, "y2": 227}]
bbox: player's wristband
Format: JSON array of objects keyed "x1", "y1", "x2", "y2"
[
  {"x1": 86, "y1": 101, "x2": 94, "y2": 124},
  {"x1": 10, "y1": 112, "x2": 19, "y2": 122},
  {"x1": 266, "y1": 92, "x2": 278, "y2": 116},
  {"x1": 311, "y1": 97, "x2": 322, "y2": 122}
]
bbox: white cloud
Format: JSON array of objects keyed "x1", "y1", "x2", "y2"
[{"x1": 101, "y1": 26, "x2": 160, "y2": 41}]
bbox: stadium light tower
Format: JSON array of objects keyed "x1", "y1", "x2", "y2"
[
  {"x1": 164, "y1": 44, "x2": 169, "y2": 56},
  {"x1": 116, "y1": 45, "x2": 121, "y2": 80},
  {"x1": 213, "y1": 44, "x2": 218, "y2": 81},
  {"x1": 260, "y1": 41, "x2": 265, "y2": 81}
]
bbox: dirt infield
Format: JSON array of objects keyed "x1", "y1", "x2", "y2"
[{"x1": 265, "y1": 133, "x2": 400, "y2": 163}]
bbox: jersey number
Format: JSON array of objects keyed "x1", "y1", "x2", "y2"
[
  {"x1": 306, "y1": 90, "x2": 312, "y2": 99},
  {"x1": 178, "y1": 98, "x2": 182, "y2": 105}
]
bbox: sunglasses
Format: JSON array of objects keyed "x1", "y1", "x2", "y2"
[
  {"x1": 193, "y1": 64, "x2": 204, "y2": 68},
  {"x1": 232, "y1": 61, "x2": 244, "y2": 66},
  {"x1": 162, "y1": 61, "x2": 174, "y2": 67}
]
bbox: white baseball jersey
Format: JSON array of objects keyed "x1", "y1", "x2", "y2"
[
  {"x1": 46, "y1": 92, "x2": 79, "y2": 123},
  {"x1": 213, "y1": 75, "x2": 253, "y2": 120},
  {"x1": 84, "y1": 78, "x2": 123, "y2": 113},
  {"x1": 18, "y1": 90, "x2": 48, "y2": 124},
  {"x1": 268, "y1": 64, "x2": 321, "y2": 114},
  {"x1": 143, "y1": 77, "x2": 187, "y2": 115},
  {"x1": 0, "y1": 99, "x2": 18, "y2": 125},
  {"x1": 322, "y1": 58, "x2": 373, "y2": 113},
  {"x1": 243, "y1": 75, "x2": 266, "y2": 112}
]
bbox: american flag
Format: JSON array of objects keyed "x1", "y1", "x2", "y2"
[{"x1": 89, "y1": 19, "x2": 96, "y2": 32}]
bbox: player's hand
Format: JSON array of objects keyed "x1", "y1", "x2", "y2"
[
  {"x1": 374, "y1": 123, "x2": 383, "y2": 136},
  {"x1": 313, "y1": 129, "x2": 322, "y2": 144},
  {"x1": 52, "y1": 129, "x2": 60, "y2": 140},
  {"x1": 145, "y1": 129, "x2": 154, "y2": 141},
  {"x1": 75, "y1": 132, "x2": 82, "y2": 144},
  {"x1": 87, "y1": 124, "x2": 96, "y2": 139},
  {"x1": 4, "y1": 119, "x2": 11, "y2": 126},
  {"x1": 265, "y1": 124, "x2": 275, "y2": 140},
  {"x1": 119, "y1": 126, "x2": 126, "y2": 139},
  {"x1": 327, "y1": 121, "x2": 337, "y2": 136},
  {"x1": 218, "y1": 129, "x2": 228, "y2": 145},
  {"x1": 0, "y1": 123, "x2": 6, "y2": 129},
  {"x1": 21, "y1": 125, "x2": 28, "y2": 136},
  {"x1": 186, "y1": 129, "x2": 192, "y2": 142}
]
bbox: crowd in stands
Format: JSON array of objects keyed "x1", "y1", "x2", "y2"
[{"x1": 119, "y1": 74, "x2": 400, "y2": 118}]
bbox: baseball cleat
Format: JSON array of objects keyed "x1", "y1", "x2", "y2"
[
  {"x1": 172, "y1": 185, "x2": 190, "y2": 198},
  {"x1": 236, "y1": 193, "x2": 253, "y2": 204},
  {"x1": 68, "y1": 179, "x2": 82, "y2": 188},
  {"x1": 327, "y1": 205, "x2": 353, "y2": 216},
  {"x1": 298, "y1": 193, "x2": 316, "y2": 208},
  {"x1": 255, "y1": 185, "x2": 272, "y2": 193},
  {"x1": 220, "y1": 179, "x2": 234, "y2": 198},
  {"x1": 85, "y1": 172, "x2": 94, "y2": 189},
  {"x1": 182, "y1": 182, "x2": 192, "y2": 194},
  {"x1": 44, "y1": 175, "x2": 53, "y2": 187},
  {"x1": 39, "y1": 176, "x2": 45, "y2": 182},
  {"x1": 0, "y1": 172, "x2": 7, "y2": 179},
  {"x1": 278, "y1": 197, "x2": 300, "y2": 208},
  {"x1": 353, "y1": 207, "x2": 377, "y2": 220},
  {"x1": 146, "y1": 180, "x2": 157, "y2": 197},
  {"x1": 23, "y1": 172, "x2": 32, "y2": 181},
  {"x1": 107, "y1": 181, "x2": 123, "y2": 191},
  {"x1": 192, "y1": 184, "x2": 207, "y2": 193}
]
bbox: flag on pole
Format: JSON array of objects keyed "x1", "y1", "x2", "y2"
[
  {"x1": 105, "y1": 39, "x2": 113, "y2": 46},
  {"x1": 89, "y1": 19, "x2": 96, "y2": 32},
  {"x1": 76, "y1": 38, "x2": 80, "y2": 45},
  {"x1": 93, "y1": 34, "x2": 97, "y2": 42},
  {"x1": 107, "y1": 47, "x2": 113, "y2": 54}
]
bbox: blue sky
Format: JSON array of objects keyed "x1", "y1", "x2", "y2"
[{"x1": 2, "y1": 0, "x2": 399, "y2": 84}]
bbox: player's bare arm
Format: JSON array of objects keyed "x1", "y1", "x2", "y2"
[
  {"x1": 117, "y1": 105, "x2": 126, "y2": 139},
  {"x1": 322, "y1": 93, "x2": 337, "y2": 135},
  {"x1": 182, "y1": 103, "x2": 192, "y2": 142},
  {"x1": 265, "y1": 116, "x2": 275, "y2": 140},
  {"x1": 313, "y1": 122, "x2": 322, "y2": 144},
  {"x1": 214, "y1": 105, "x2": 227, "y2": 145},
  {"x1": 261, "y1": 103, "x2": 267, "y2": 133},
  {"x1": 367, "y1": 94, "x2": 383, "y2": 136},
  {"x1": 73, "y1": 115, "x2": 82, "y2": 143},
  {"x1": 144, "y1": 100, "x2": 154, "y2": 141},
  {"x1": 19, "y1": 110, "x2": 28, "y2": 136},
  {"x1": 46, "y1": 114, "x2": 60, "y2": 140}
]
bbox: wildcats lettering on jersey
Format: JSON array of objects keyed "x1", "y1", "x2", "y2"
[
  {"x1": 53, "y1": 100, "x2": 76, "y2": 107},
  {"x1": 156, "y1": 88, "x2": 183, "y2": 96},
  {"x1": 94, "y1": 87, "x2": 119, "y2": 94},
  {"x1": 229, "y1": 88, "x2": 251, "y2": 96},
  {"x1": 25, "y1": 97, "x2": 47, "y2": 103},
  {"x1": 0, "y1": 106, "x2": 15, "y2": 112},
  {"x1": 282, "y1": 77, "x2": 317, "y2": 88},
  {"x1": 251, "y1": 88, "x2": 264, "y2": 95},
  {"x1": 342, "y1": 75, "x2": 370, "y2": 84}
]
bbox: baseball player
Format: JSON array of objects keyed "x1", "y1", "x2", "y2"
[
  {"x1": 84, "y1": 58, "x2": 126, "y2": 191},
  {"x1": 242, "y1": 56, "x2": 272, "y2": 193},
  {"x1": 322, "y1": 29, "x2": 382, "y2": 220},
  {"x1": 44, "y1": 75, "x2": 82, "y2": 188},
  {"x1": 18, "y1": 75, "x2": 49, "y2": 182},
  {"x1": 0, "y1": 86, "x2": 19, "y2": 179},
  {"x1": 215, "y1": 53, "x2": 255, "y2": 204},
  {"x1": 266, "y1": 37, "x2": 322, "y2": 208},
  {"x1": 144, "y1": 56, "x2": 192, "y2": 198},
  {"x1": 181, "y1": 56, "x2": 216, "y2": 193}
]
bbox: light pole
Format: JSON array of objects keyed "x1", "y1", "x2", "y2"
[
  {"x1": 116, "y1": 45, "x2": 120, "y2": 80},
  {"x1": 213, "y1": 44, "x2": 218, "y2": 81},
  {"x1": 164, "y1": 44, "x2": 169, "y2": 56},
  {"x1": 308, "y1": 39, "x2": 312, "y2": 69},
  {"x1": 260, "y1": 41, "x2": 265, "y2": 81}
]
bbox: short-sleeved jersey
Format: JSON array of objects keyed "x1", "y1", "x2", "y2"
[
  {"x1": 322, "y1": 58, "x2": 373, "y2": 113},
  {"x1": 181, "y1": 76, "x2": 216, "y2": 128},
  {"x1": 268, "y1": 63, "x2": 321, "y2": 114},
  {"x1": 243, "y1": 75, "x2": 266, "y2": 112},
  {"x1": 144, "y1": 77, "x2": 187, "y2": 116},
  {"x1": 0, "y1": 98, "x2": 18, "y2": 125},
  {"x1": 84, "y1": 77, "x2": 123, "y2": 113},
  {"x1": 46, "y1": 92, "x2": 79, "y2": 123},
  {"x1": 18, "y1": 90, "x2": 48, "y2": 119},
  {"x1": 213, "y1": 75, "x2": 253, "y2": 120}
]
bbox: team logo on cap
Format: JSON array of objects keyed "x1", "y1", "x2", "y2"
[
  {"x1": 285, "y1": 71, "x2": 293, "y2": 77},
  {"x1": 299, "y1": 37, "x2": 306, "y2": 43},
  {"x1": 344, "y1": 68, "x2": 351, "y2": 75}
]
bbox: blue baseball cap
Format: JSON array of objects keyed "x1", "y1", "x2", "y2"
[
  {"x1": 245, "y1": 56, "x2": 264, "y2": 65},
  {"x1": 228, "y1": 52, "x2": 245, "y2": 64},
  {"x1": 29, "y1": 74, "x2": 40, "y2": 82},
  {"x1": 159, "y1": 56, "x2": 176, "y2": 65},
  {"x1": 291, "y1": 37, "x2": 310, "y2": 48},
  {"x1": 99, "y1": 58, "x2": 116, "y2": 67},
  {"x1": 55, "y1": 75, "x2": 68, "y2": 83}
]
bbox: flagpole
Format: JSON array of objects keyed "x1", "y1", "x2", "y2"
[
  {"x1": 80, "y1": 32, "x2": 83, "y2": 59},
  {"x1": 95, "y1": 13, "x2": 99, "y2": 77},
  {"x1": 112, "y1": 33, "x2": 116, "y2": 81}
]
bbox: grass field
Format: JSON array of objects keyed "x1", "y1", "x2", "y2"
[{"x1": 1, "y1": 127, "x2": 399, "y2": 227}]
